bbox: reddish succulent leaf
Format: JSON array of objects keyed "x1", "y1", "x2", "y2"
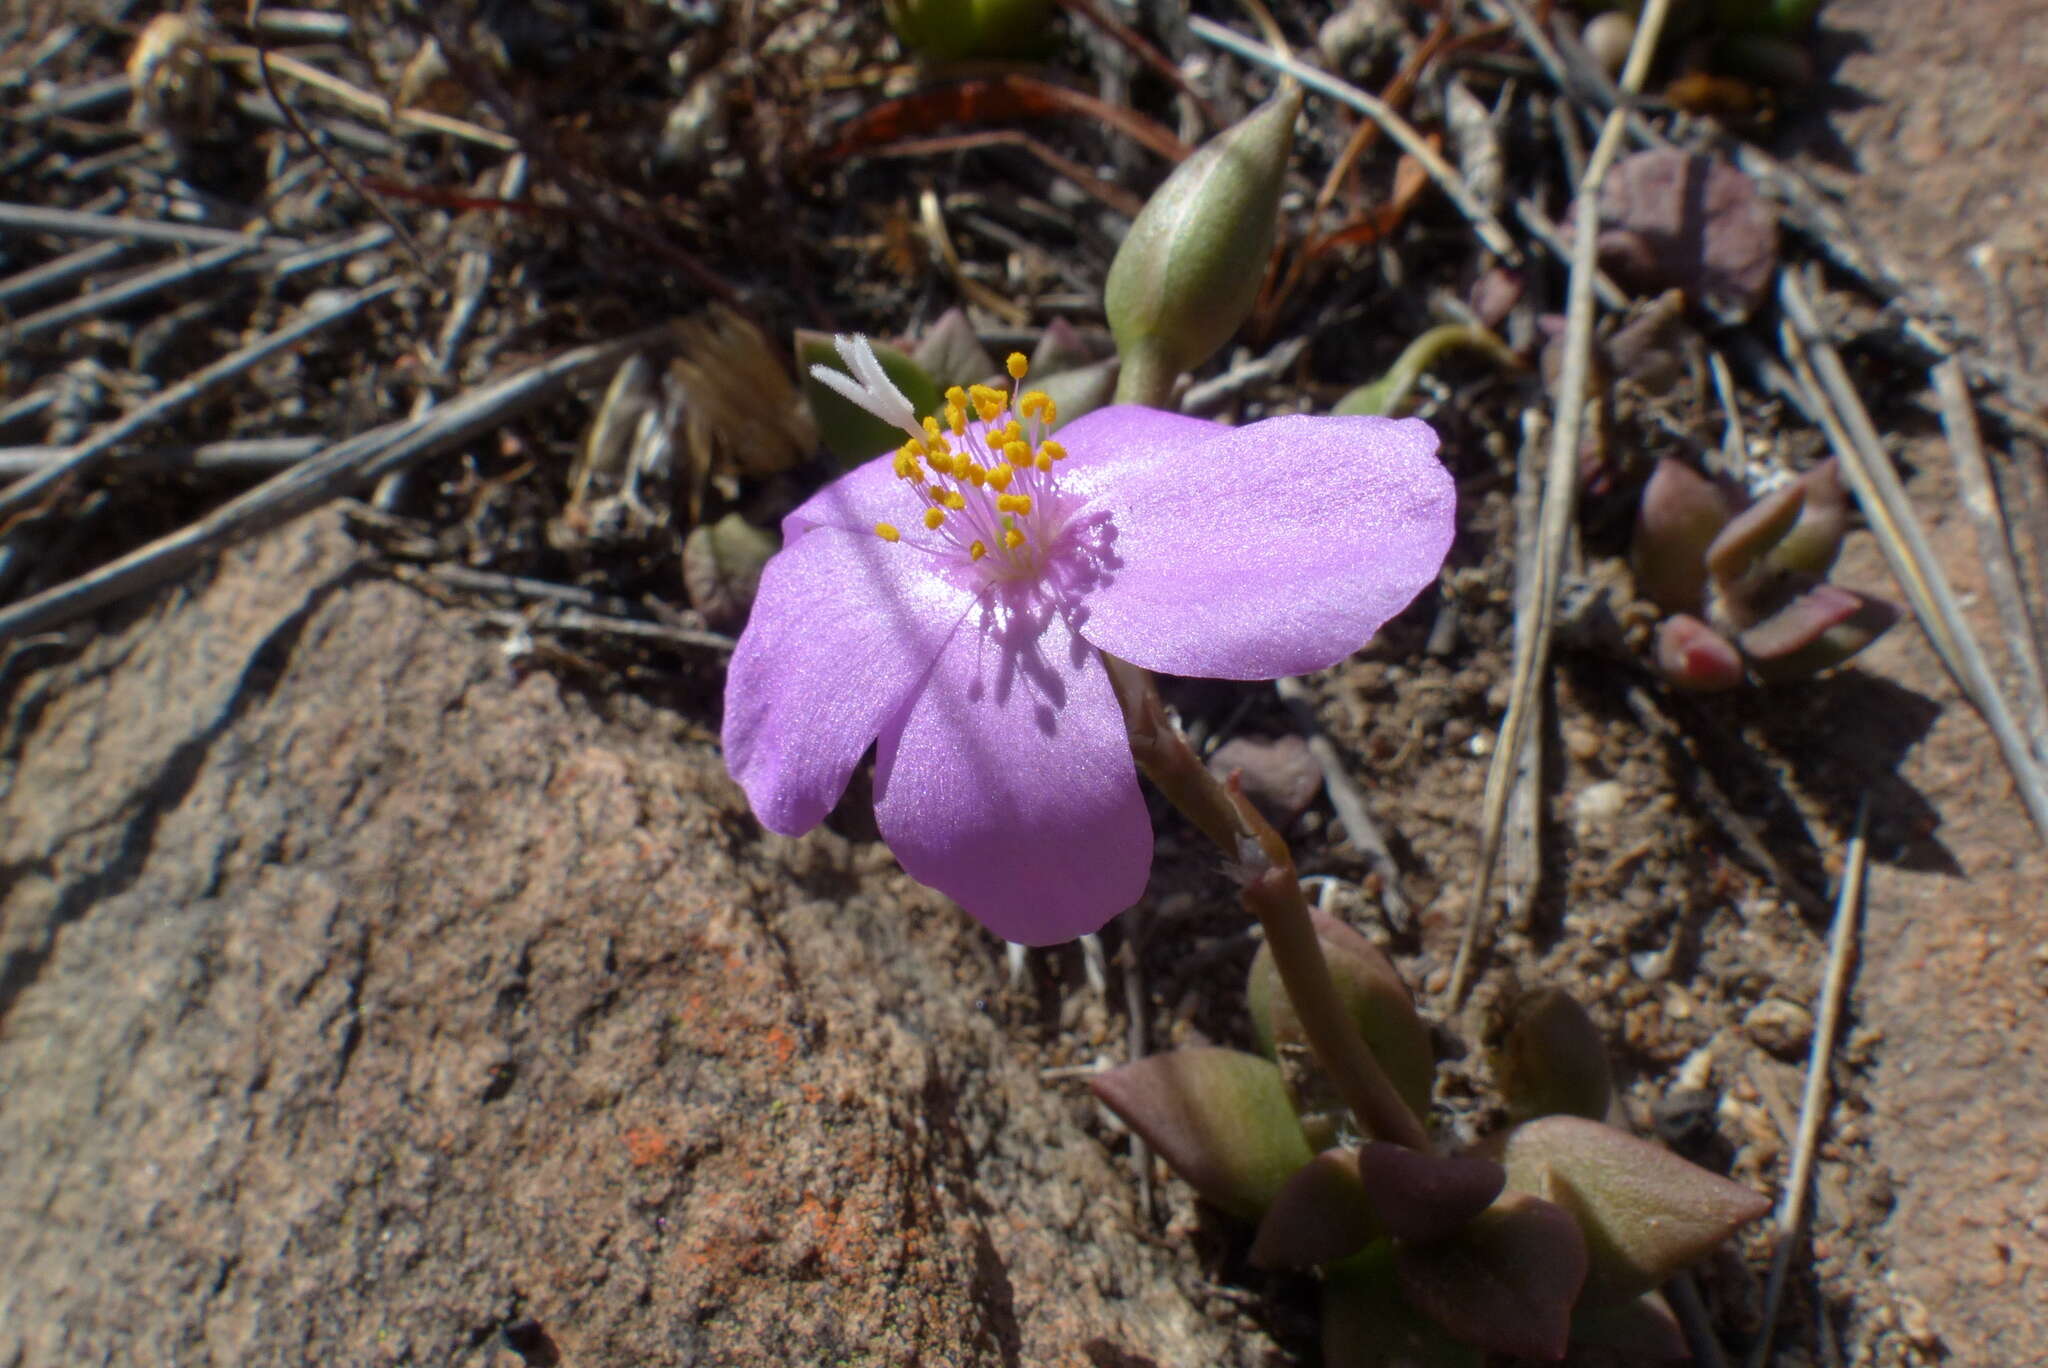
[
  {"x1": 1592, "y1": 150, "x2": 1780, "y2": 319},
  {"x1": 1503, "y1": 1115, "x2": 1772, "y2": 1304},
  {"x1": 1740, "y1": 585, "x2": 1900, "y2": 680},
  {"x1": 1499, "y1": 988, "x2": 1614, "y2": 1122},
  {"x1": 1769, "y1": 459, "x2": 1850, "y2": 576},
  {"x1": 910, "y1": 307, "x2": 998, "y2": 390},
  {"x1": 1654, "y1": 615, "x2": 1747, "y2": 692},
  {"x1": 1705, "y1": 477, "x2": 1807, "y2": 600},
  {"x1": 1633, "y1": 458, "x2": 1734, "y2": 615},
  {"x1": 1251, "y1": 1148, "x2": 1384, "y2": 1269},
  {"x1": 1395, "y1": 1191, "x2": 1588, "y2": 1360},
  {"x1": 1090, "y1": 1047, "x2": 1313, "y2": 1222},
  {"x1": 1357, "y1": 1143, "x2": 1505, "y2": 1244}
]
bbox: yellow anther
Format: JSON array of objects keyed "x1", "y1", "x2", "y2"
[
  {"x1": 925, "y1": 449, "x2": 954, "y2": 477},
  {"x1": 1003, "y1": 528, "x2": 1026, "y2": 551},
  {"x1": 943, "y1": 490, "x2": 966, "y2": 510},
  {"x1": 997, "y1": 493, "x2": 1033, "y2": 515},
  {"x1": 946, "y1": 401, "x2": 967, "y2": 436},
  {"x1": 1041, "y1": 438, "x2": 1068, "y2": 462},
  {"x1": 969, "y1": 540, "x2": 988, "y2": 561},
  {"x1": 986, "y1": 463, "x2": 1014, "y2": 491},
  {"x1": 924, "y1": 507, "x2": 946, "y2": 530},
  {"x1": 1035, "y1": 452, "x2": 1052, "y2": 472},
  {"x1": 1038, "y1": 397, "x2": 1056, "y2": 425},
  {"x1": 965, "y1": 464, "x2": 987, "y2": 487},
  {"x1": 1001, "y1": 421, "x2": 1024, "y2": 445},
  {"x1": 1016, "y1": 390, "x2": 1050, "y2": 420},
  {"x1": 1003, "y1": 440, "x2": 1031, "y2": 466},
  {"x1": 922, "y1": 415, "x2": 943, "y2": 441},
  {"x1": 875, "y1": 522, "x2": 901, "y2": 543},
  {"x1": 1006, "y1": 352, "x2": 1028, "y2": 380},
  {"x1": 969, "y1": 384, "x2": 1006, "y2": 423},
  {"x1": 945, "y1": 384, "x2": 968, "y2": 407}
]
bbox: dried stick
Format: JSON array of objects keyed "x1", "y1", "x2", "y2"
[
  {"x1": 0, "y1": 437, "x2": 321, "y2": 478},
  {"x1": 1185, "y1": 16, "x2": 1522, "y2": 263},
  {"x1": 0, "y1": 240, "x2": 256, "y2": 345},
  {"x1": 1745, "y1": 799, "x2": 1869, "y2": 1368},
  {"x1": 1448, "y1": 0, "x2": 1677, "y2": 1007},
  {"x1": 1933, "y1": 359, "x2": 2048, "y2": 764},
  {"x1": 0, "y1": 239, "x2": 130, "y2": 307},
  {"x1": 0, "y1": 278, "x2": 402, "y2": 519},
  {"x1": 1778, "y1": 273, "x2": 2048, "y2": 842},
  {"x1": 0, "y1": 328, "x2": 665, "y2": 646},
  {"x1": 0, "y1": 202, "x2": 298, "y2": 251}
]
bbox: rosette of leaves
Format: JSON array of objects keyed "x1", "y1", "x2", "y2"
[
  {"x1": 1090, "y1": 927, "x2": 1768, "y2": 1363},
  {"x1": 1632, "y1": 456, "x2": 1900, "y2": 690}
]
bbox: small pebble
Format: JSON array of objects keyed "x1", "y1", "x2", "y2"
[{"x1": 1744, "y1": 998, "x2": 1815, "y2": 1057}]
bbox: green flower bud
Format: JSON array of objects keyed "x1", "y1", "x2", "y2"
[{"x1": 1107, "y1": 87, "x2": 1303, "y2": 406}]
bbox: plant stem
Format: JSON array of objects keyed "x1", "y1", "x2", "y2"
[
  {"x1": 1105, "y1": 656, "x2": 1431, "y2": 1152},
  {"x1": 1112, "y1": 346, "x2": 1177, "y2": 408}
]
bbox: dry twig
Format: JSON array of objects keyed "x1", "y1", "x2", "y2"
[
  {"x1": 1448, "y1": 0, "x2": 1677, "y2": 1007},
  {"x1": 1778, "y1": 272, "x2": 2048, "y2": 841},
  {"x1": 1746, "y1": 799, "x2": 1869, "y2": 1368}
]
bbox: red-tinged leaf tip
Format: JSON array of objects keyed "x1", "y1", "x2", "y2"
[
  {"x1": 1357, "y1": 1143, "x2": 1506, "y2": 1244},
  {"x1": 1655, "y1": 614, "x2": 1747, "y2": 691}
]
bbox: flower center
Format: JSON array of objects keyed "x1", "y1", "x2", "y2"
[{"x1": 867, "y1": 352, "x2": 1071, "y2": 584}]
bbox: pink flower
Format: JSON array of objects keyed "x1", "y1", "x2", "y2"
[{"x1": 723, "y1": 337, "x2": 1455, "y2": 944}]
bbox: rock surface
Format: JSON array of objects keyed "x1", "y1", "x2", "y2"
[{"x1": 0, "y1": 517, "x2": 1250, "y2": 1367}]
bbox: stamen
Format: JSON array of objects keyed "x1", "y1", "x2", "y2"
[
  {"x1": 1003, "y1": 528, "x2": 1026, "y2": 551},
  {"x1": 875, "y1": 522, "x2": 901, "y2": 543},
  {"x1": 986, "y1": 464, "x2": 1014, "y2": 491},
  {"x1": 1006, "y1": 353, "x2": 1028, "y2": 380},
  {"x1": 969, "y1": 540, "x2": 988, "y2": 561},
  {"x1": 924, "y1": 507, "x2": 946, "y2": 530},
  {"x1": 997, "y1": 493, "x2": 1032, "y2": 515},
  {"x1": 1041, "y1": 439, "x2": 1068, "y2": 462}
]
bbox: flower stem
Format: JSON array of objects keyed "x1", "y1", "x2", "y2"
[
  {"x1": 1104, "y1": 656, "x2": 1431, "y2": 1152},
  {"x1": 1112, "y1": 346, "x2": 1178, "y2": 409}
]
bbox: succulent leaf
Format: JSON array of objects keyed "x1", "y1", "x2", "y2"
[
  {"x1": 1571, "y1": 1290, "x2": 1690, "y2": 1360},
  {"x1": 1090, "y1": 1047, "x2": 1314, "y2": 1221},
  {"x1": 909, "y1": 307, "x2": 998, "y2": 390},
  {"x1": 1653, "y1": 614, "x2": 1747, "y2": 691},
  {"x1": 1323, "y1": 1246, "x2": 1485, "y2": 1368},
  {"x1": 1394, "y1": 1191, "x2": 1588, "y2": 1360},
  {"x1": 1632, "y1": 458, "x2": 1734, "y2": 615},
  {"x1": 1247, "y1": 912, "x2": 1434, "y2": 1127},
  {"x1": 1502, "y1": 1115, "x2": 1772, "y2": 1304},
  {"x1": 1499, "y1": 988, "x2": 1615, "y2": 1122},
  {"x1": 1738, "y1": 580, "x2": 1900, "y2": 680},
  {"x1": 1251, "y1": 1148, "x2": 1384, "y2": 1270},
  {"x1": 1357, "y1": 1143, "x2": 1506, "y2": 1244}
]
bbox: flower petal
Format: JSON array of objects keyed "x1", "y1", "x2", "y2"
[
  {"x1": 1074, "y1": 414, "x2": 1454, "y2": 678},
  {"x1": 724, "y1": 526, "x2": 977, "y2": 835},
  {"x1": 873, "y1": 603, "x2": 1152, "y2": 944},
  {"x1": 781, "y1": 445, "x2": 913, "y2": 540}
]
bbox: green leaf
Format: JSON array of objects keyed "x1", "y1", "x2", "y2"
[
  {"x1": 797, "y1": 331, "x2": 940, "y2": 467},
  {"x1": 1090, "y1": 1047, "x2": 1314, "y2": 1221},
  {"x1": 1571, "y1": 1291, "x2": 1689, "y2": 1360}
]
